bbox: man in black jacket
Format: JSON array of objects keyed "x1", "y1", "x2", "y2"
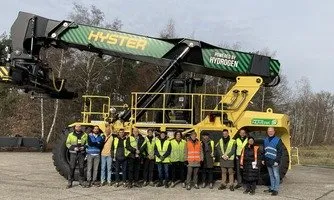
[
  {"x1": 126, "y1": 127, "x2": 145, "y2": 188},
  {"x1": 262, "y1": 127, "x2": 282, "y2": 196}
]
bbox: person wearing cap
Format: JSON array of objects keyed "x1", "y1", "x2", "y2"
[
  {"x1": 111, "y1": 128, "x2": 128, "y2": 187},
  {"x1": 201, "y1": 132, "x2": 215, "y2": 189},
  {"x1": 185, "y1": 131, "x2": 203, "y2": 190},
  {"x1": 240, "y1": 137, "x2": 261, "y2": 195},
  {"x1": 170, "y1": 131, "x2": 187, "y2": 188},
  {"x1": 235, "y1": 129, "x2": 248, "y2": 189},
  {"x1": 217, "y1": 129, "x2": 236, "y2": 191},
  {"x1": 141, "y1": 129, "x2": 156, "y2": 187},
  {"x1": 154, "y1": 131, "x2": 172, "y2": 188}
]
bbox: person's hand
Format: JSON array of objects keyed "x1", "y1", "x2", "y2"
[
  {"x1": 273, "y1": 162, "x2": 279, "y2": 166},
  {"x1": 79, "y1": 146, "x2": 85, "y2": 151},
  {"x1": 240, "y1": 165, "x2": 243, "y2": 169},
  {"x1": 211, "y1": 153, "x2": 214, "y2": 158},
  {"x1": 261, "y1": 161, "x2": 265, "y2": 165},
  {"x1": 236, "y1": 156, "x2": 239, "y2": 160},
  {"x1": 74, "y1": 147, "x2": 79, "y2": 151},
  {"x1": 113, "y1": 158, "x2": 116, "y2": 162}
]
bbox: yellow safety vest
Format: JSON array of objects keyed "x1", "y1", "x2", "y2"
[
  {"x1": 219, "y1": 138, "x2": 235, "y2": 160},
  {"x1": 126, "y1": 136, "x2": 137, "y2": 156},
  {"x1": 170, "y1": 139, "x2": 186, "y2": 162},
  {"x1": 236, "y1": 138, "x2": 248, "y2": 156},
  {"x1": 113, "y1": 137, "x2": 127, "y2": 156},
  {"x1": 142, "y1": 136, "x2": 156, "y2": 157},
  {"x1": 155, "y1": 139, "x2": 171, "y2": 163}
]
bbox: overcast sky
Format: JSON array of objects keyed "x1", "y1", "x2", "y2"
[{"x1": 2, "y1": 0, "x2": 333, "y2": 92}]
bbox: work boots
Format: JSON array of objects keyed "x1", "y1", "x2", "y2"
[
  {"x1": 164, "y1": 180, "x2": 169, "y2": 188},
  {"x1": 156, "y1": 181, "x2": 163, "y2": 187},
  {"x1": 229, "y1": 185, "x2": 235, "y2": 191},
  {"x1": 170, "y1": 182, "x2": 176, "y2": 188},
  {"x1": 194, "y1": 184, "x2": 199, "y2": 189},
  {"x1": 201, "y1": 183, "x2": 206, "y2": 188},
  {"x1": 149, "y1": 181, "x2": 155, "y2": 187},
  {"x1": 209, "y1": 183, "x2": 213, "y2": 189},
  {"x1": 142, "y1": 181, "x2": 148, "y2": 187},
  {"x1": 186, "y1": 184, "x2": 191, "y2": 190}
]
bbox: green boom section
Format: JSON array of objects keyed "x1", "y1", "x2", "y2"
[
  {"x1": 60, "y1": 25, "x2": 175, "y2": 58},
  {"x1": 202, "y1": 47, "x2": 280, "y2": 76}
]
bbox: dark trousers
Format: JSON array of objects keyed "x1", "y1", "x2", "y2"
[
  {"x1": 186, "y1": 166, "x2": 199, "y2": 185},
  {"x1": 245, "y1": 180, "x2": 256, "y2": 191},
  {"x1": 115, "y1": 159, "x2": 127, "y2": 182},
  {"x1": 127, "y1": 157, "x2": 141, "y2": 183},
  {"x1": 68, "y1": 153, "x2": 85, "y2": 183},
  {"x1": 171, "y1": 161, "x2": 185, "y2": 182},
  {"x1": 201, "y1": 168, "x2": 213, "y2": 183},
  {"x1": 157, "y1": 163, "x2": 169, "y2": 182},
  {"x1": 143, "y1": 158, "x2": 155, "y2": 182},
  {"x1": 236, "y1": 156, "x2": 243, "y2": 185}
]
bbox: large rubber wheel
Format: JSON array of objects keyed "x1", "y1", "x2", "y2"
[
  {"x1": 52, "y1": 133, "x2": 70, "y2": 179},
  {"x1": 258, "y1": 143, "x2": 289, "y2": 185},
  {"x1": 52, "y1": 129, "x2": 88, "y2": 180}
]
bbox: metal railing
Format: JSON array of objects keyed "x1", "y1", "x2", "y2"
[
  {"x1": 82, "y1": 95, "x2": 111, "y2": 123},
  {"x1": 131, "y1": 92, "x2": 224, "y2": 125}
]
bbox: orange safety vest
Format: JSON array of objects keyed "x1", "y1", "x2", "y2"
[
  {"x1": 187, "y1": 140, "x2": 201, "y2": 162},
  {"x1": 240, "y1": 145, "x2": 259, "y2": 166}
]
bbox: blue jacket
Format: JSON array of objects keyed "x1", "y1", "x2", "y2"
[{"x1": 86, "y1": 133, "x2": 104, "y2": 155}]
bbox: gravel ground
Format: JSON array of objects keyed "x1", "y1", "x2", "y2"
[{"x1": 0, "y1": 152, "x2": 333, "y2": 200}]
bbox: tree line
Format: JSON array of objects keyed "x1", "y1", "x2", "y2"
[{"x1": 0, "y1": 3, "x2": 332, "y2": 146}]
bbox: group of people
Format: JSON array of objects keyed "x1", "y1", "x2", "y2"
[{"x1": 66, "y1": 124, "x2": 282, "y2": 196}]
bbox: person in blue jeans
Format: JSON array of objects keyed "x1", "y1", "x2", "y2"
[
  {"x1": 86, "y1": 125, "x2": 104, "y2": 187},
  {"x1": 100, "y1": 124, "x2": 113, "y2": 186},
  {"x1": 154, "y1": 131, "x2": 171, "y2": 188},
  {"x1": 262, "y1": 127, "x2": 282, "y2": 196}
]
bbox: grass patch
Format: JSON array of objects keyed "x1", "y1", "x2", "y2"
[{"x1": 291, "y1": 145, "x2": 334, "y2": 167}]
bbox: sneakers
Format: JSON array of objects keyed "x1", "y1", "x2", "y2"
[
  {"x1": 271, "y1": 191, "x2": 278, "y2": 196},
  {"x1": 149, "y1": 181, "x2": 155, "y2": 187},
  {"x1": 182, "y1": 182, "x2": 186, "y2": 188},
  {"x1": 143, "y1": 181, "x2": 148, "y2": 187},
  {"x1": 66, "y1": 181, "x2": 72, "y2": 189},
  {"x1": 235, "y1": 184, "x2": 242, "y2": 189},
  {"x1": 229, "y1": 185, "x2": 234, "y2": 191},
  {"x1": 114, "y1": 182, "x2": 120, "y2": 187},
  {"x1": 186, "y1": 185, "x2": 191, "y2": 190},
  {"x1": 156, "y1": 182, "x2": 163, "y2": 187},
  {"x1": 171, "y1": 182, "x2": 177, "y2": 188},
  {"x1": 209, "y1": 183, "x2": 213, "y2": 189},
  {"x1": 218, "y1": 184, "x2": 226, "y2": 190},
  {"x1": 194, "y1": 184, "x2": 199, "y2": 189},
  {"x1": 243, "y1": 189, "x2": 250, "y2": 194},
  {"x1": 201, "y1": 183, "x2": 206, "y2": 188},
  {"x1": 264, "y1": 189, "x2": 273, "y2": 193}
]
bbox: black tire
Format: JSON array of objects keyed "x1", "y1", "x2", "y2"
[
  {"x1": 52, "y1": 133, "x2": 71, "y2": 179},
  {"x1": 257, "y1": 141, "x2": 289, "y2": 185}
]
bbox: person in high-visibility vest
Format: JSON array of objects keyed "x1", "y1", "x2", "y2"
[
  {"x1": 140, "y1": 129, "x2": 156, "y2": 187},
  {"x1": 185, "y1": 131, "x2": 203, "y2": 190},
  {"x1": 65, "y1": 124, "x2": 88, "y2": 189},
  {"x1": 201, "y1": 132, "x2": 215, "y2": 189},
  {"x1": 240, "y1": 137, "x2": 260, "y2": 195},
  {"x1": 154, "y1": 131, "x2": 172, "y2": 188},
  {"x1": 170, "y1": 131, "x2": 187, "y2": 188},
  {"x1": 262, "y1": 127, "x2": 282, "y2": 196},
  {"x1": 111, "y1": 128, "x2": 127, "y2": 188},
  {"x1": 217, "y1": 129, "x2": 236, "y2": 191},
  {"x1": 126, "y1": 127, "x2": 145, "y2": 188},
  {"x1": 235, "y1": 128, "x2": 248, "y2": 189}
]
